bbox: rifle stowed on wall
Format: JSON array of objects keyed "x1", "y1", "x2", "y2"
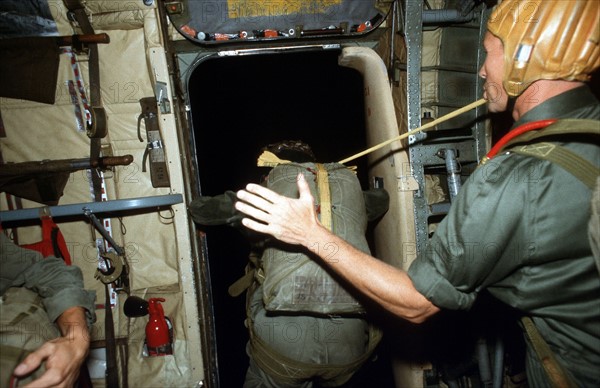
[
  {"x1": 0, "y1": 33, "x2": 111, "y2": 105},
  {"x1": 0, "y1": 155, "x2": 133, "y2": 205}
]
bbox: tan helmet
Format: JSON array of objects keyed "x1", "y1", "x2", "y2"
[{"x1": 487, "y1": 0, "x2": 600, "y2": 96}]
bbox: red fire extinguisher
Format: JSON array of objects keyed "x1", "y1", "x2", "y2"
[{"x1": 145, "y1": 298, "x2": 173, "y2": 356}]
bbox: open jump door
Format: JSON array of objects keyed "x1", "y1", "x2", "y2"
[
  {"x1": 167, "y1": 4, "x2": 398, "y2": 388},
  {"x1": 182, "y1": 45, "x2": 397, "y2": 387}
]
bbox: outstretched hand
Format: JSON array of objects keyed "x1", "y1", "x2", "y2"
[
  {"x1": 235, "y1": 173, "x2": 324, "y2": 247},
  {"x1": 237, "y1": 169, "x2": 440, "y2": 323}
]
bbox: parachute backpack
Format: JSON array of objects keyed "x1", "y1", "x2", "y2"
[{"x1": 259, "y1": 161, "x2": 370, "y2": 315}]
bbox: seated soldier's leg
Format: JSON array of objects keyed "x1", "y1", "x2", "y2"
[{"x1": 0, "y1": 287, "x2": 61, "y2": 386}]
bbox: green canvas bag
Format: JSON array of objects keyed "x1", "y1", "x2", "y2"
[{"x1": 260, "y1": 162, "x2": 370, "y2": 315}]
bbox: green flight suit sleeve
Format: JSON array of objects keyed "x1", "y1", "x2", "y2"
[
  {"x1": 190, "y1": 188, "x2": 390, "y2": 226},
  {"x1": 0, "y1": 233, "x2": 96, "y2": 327},
  {"x1": 363, "y1": 188, "x2": 390, "y2": 222},
  {"x1": 188, "y1": 190, "x2": 244, "y2": 227},
  {"x1": 407, "y1": 156, "x2": 530, "y2": 310}
]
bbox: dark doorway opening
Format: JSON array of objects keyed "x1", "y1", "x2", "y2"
[{"x1": 188, "y1": 49, "x2": 394, "y2": 387}]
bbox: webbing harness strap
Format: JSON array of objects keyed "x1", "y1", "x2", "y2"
[
  {"x1": 228, "y1": 166, "x2": 334, "y2": 297},
  {"x1": 504, "y1": 118, "x2": 600, "y2": 189},
  {"x1": 520, "y1": 317, "x2": 577, "y2": 388},
  {"x1": 228, "y1": 252, "x2": 261, "y2": 297},
  {"x1": 20, "y1": 214, "x2": 72, "y2": 265},
  {"x1": 510, "y1": 143, "x2": 599, "y2": 189},
  {"x1": 500, "y1": 118, "x2": 599, "y2": 151},
  {"x1": 316, "y1": 164, "x2": 332, "y2": 231},
  {"x1": 248, "y1": 315, "x2": 382, "y2": 386}
]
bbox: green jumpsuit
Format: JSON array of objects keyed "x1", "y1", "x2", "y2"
[
  {"x1": 190, "y1": 172, "x2": 389, "y2": 388},
  {"x1": 0, "y1": 233, "x2": 96, "y2": 386},
  {"x1": 408, "y1": 86, "x2": 600, "y2": 386}
]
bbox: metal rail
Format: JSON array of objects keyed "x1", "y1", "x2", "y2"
[{"x1": 0, "y1": 194, "x2": 183, "y2": 223}]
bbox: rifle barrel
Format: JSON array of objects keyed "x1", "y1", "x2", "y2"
[
  {"x1": 57, "y1": 33, "x2": 111, "y2": 46},
  {"x1": 0, "y1": 155, "x2": 133, "y2": 176}
]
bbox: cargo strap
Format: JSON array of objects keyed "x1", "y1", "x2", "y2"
[
  {"x1": 228, "y1": 268, "x2": 255, "y2": 297},
  {"x1": 62, "y1": 0, "x2": 107, "y2": 201},
  {"x1": 520, "y1": 317, "x2": 577, "y2": 388},
  {"x1": 62, "y1": 3, "x2": 118, "y2": 386}
]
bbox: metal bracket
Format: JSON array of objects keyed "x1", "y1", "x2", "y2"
[
  {"x1": 148, "y1": 140, "x2": 164, "y2": 150},
  {"x1": 155, "y1": 81, "x2": 171, "y2": 114},
  {"x1": 398, "y1": 175, "x2": 419, "y2": 192},
  {"x1": 95, "y1": 251, "x2": 125, "y2": 284},
  {"x1": 83, "y1": 207, "x2": 125, "y2": 256}
]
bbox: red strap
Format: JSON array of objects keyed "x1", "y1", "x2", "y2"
[
  {"x1": 20, "y1": 216, "x2": 72, "y2": 265},
  {"x1": 486, "y1": 119, "x2": 558, "y2": 160}
]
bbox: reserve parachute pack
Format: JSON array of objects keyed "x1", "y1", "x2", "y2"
[{"x1": 260, "y1": 162, "x2": 370, "y2": 315}]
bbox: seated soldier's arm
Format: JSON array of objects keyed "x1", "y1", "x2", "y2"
[
  {"x1": 1, "y1": 234, "x2": 95, "y2": 387},
  {"x1": 189, "y1": 191, "x2": 244, "y2": 226},
  {"x1": 189, "y1": 191, "x2": 265, "y2": 243},
  {"x1": 14, "y1": 306, "x2": 90, "y2": 388},
  {"x1": 363, "y1": 187, "x2": 390, "y2": 222}
]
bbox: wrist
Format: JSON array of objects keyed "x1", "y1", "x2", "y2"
[
  {"x1": 64, "y1": 325, "x2": 91, "y2": 343},
  {"x1": 303, "y1": 222, "x2": 333, "y2": 252},
  {"x1": 65, "y1": 329, "x2": 91, "y2": 361},
  {"x1": 57, "y1": 306, "x2": 91, "y2": 344}
]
